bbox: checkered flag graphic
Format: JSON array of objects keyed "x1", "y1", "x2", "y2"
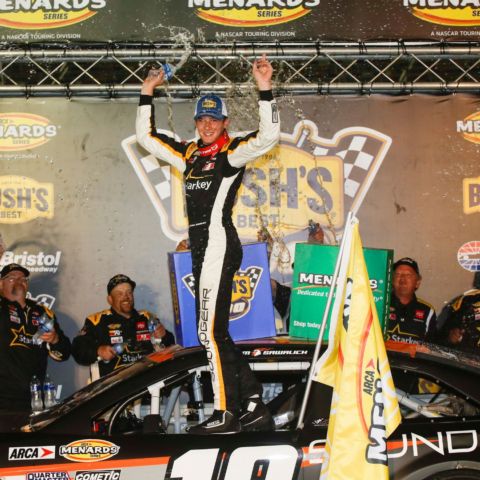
[
  {"x1": 246, "y1": 267, "x2": 262, "y2": 291},
  {"x1": 302, "y1": 125, "x2": 390, "y2": 214},
  {"x1": 182, "y1": 273, "x2": 196, "y2": 297}
]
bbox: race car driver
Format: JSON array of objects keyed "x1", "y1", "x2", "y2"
[
  {"x1": 136, "y1": 54, "x2": 280, "y2": 433},
  {"x1": 386, "y1": 257, "x2": 437, "y2": 344}
]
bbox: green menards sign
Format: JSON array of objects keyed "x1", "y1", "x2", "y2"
[{"x1": 289, "y1": 244, "x2": 393, "y2": 341}]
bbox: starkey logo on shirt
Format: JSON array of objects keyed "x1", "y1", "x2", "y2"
[
  {"x1": 182, "y1": 266, "x2": 263, "y2": 320},
  {"x1": 0, "y1": 113, "x2": 58, "y2": 151},
  {"x1": 187, "y1": 0, "x2": 320, "y2": 27},
  {"x1": 404, "y1": 0, "x2": 480, "y2": 26},
  {"x1": 0, "y1": 0, "x2": 106, "y2": 30}
]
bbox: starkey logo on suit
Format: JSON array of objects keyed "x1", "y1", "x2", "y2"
[
  {"x1": 0, "y1": 0, "x2": 106, "y2": 30},
  {"x1": 404, "y1": 0, "x2": 480, "y2": 26},
  {"x1": 187, "y1": 0, "x2": 320, "y2": 27}
]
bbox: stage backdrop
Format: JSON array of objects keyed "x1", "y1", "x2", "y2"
[
  {"x1": 0, "y1": 93, "x2": 479, "y2": 395},
  {"x1": 0, "y1": 0, "x2": 479, "y2": 42}
]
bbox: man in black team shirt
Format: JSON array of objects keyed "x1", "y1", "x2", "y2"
[
  {"x1": 136, "y1": 54, "x2": 280, "y2": 433},
  {"x1": 0, "y1": 263, "x2": 71, "y2": 431},
  {"x1": 387, "y1": 257, "x2": 437, "y2": 345}
]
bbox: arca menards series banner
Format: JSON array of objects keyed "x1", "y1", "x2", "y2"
[{"x1": 0, "y1": 1, "x2": 480, "y2": 43}]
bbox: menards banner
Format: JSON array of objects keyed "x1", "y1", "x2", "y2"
[
  {"x1": 0, "y1": 94, "x2": 478, "y2": 394},
  {"x1": 0, "y1": 0, "x2": 479, "y2": 42}
]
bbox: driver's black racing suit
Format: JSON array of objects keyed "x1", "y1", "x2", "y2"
[{"x1": 136, "y1": 91, "x2": 280, "y2": 412}]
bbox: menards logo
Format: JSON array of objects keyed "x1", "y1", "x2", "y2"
[
  {"x1": 404, "y1": 0, "x2": 480, "y2": 26},
  {"x1": 0, "y1": 0, "x2": 106, "y2": 30},
  {"x1": 0, "y1": 113, "x2": 58, "y2": 151},
  {"x1": 59, "y1": 439, "x2": 119, "y2": 462},
  {"x1": 187, "y1": 0, "x2": 320, "y2": 27},
  {"x1": 457, "y1": 111, "x2": 480, "y2": 144}
]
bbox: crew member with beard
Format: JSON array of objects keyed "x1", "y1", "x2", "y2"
[
  {"x1": 72, "y1": 274, "x2": 174, "y2": 378},
  {"x1": 0, "y1": 263, "x2": 71, "y2": 430}
]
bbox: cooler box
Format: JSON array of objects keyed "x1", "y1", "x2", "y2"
[
  {"x1": 290, "y1": 243, "x2": 393, "y2": 341},
  {"x1": 168, "y1": 242, "x2": 276, "y2": 347}
]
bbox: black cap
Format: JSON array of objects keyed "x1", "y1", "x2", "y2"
[
  {"x1": 0, "y1": 263, "x2": 30, "y2": 279},
  {"x1": 393, "y1": 257, "x2": 420, "y2": 276},
  {"x1": 107, "y1": 274, "x2": 136, "y2": 294}
]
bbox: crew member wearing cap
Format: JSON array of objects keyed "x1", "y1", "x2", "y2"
[
  {"x1": 136, "y1": 54, "x2": 279, "y2": 433},
  {"x1": 437, "y1": 272, "x2": 480, "y2": 353},
  {"x1": 71, "y1": 274, "x2": 174, "y2": 378},
  {"x1": 386, "y1": 257, "x2": 437, "y2": 344},
  {"x1": 0, "y1": 263, "x2": 71, "y2": 430}
]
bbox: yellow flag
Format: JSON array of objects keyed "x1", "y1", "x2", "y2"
[{"x1": 314, "y1": 221, "x2": 401, "y2": 480}]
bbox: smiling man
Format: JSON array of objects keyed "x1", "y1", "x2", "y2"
[
  {"x1": 0, "y1": 263, "x2": 71, "y2": 430},
  {"x1": 72, "y1": 274, "x2": 174, "y2": 378},
  {"x1": 387, "y1": 257, "x2": 437, "y2": 345},
  {"x1": 136, "y1": 54, "x2": 280, "y2": 433}
]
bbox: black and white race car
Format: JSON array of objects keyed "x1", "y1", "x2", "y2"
[{"x1": 1, "y1": 338, "x2": 480, "y2": 480}]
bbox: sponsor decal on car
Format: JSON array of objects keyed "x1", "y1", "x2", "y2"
[
  {"x1": 8, "y1": 446, "x2": 55, "y2": 460},
  {"x1": 59, "y1": 440, "x2": 120, "y2": 463},
  {"x1": 27, "y1": 472, "x2": 70, "y2": 479},
  {"x1": 75, "y1": 470, "x2": 121, "y2": 480}
]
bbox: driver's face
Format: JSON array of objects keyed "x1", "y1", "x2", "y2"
[{"x1": 195, "y1": 116, "x2": 229, "y2": 145}]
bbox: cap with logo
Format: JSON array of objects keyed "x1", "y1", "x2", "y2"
[
  {"x1": 0, "y1": 263, "x2": 30, "y2": 279},
  {"x1": 393, "y1": 257, "x2": 420, "y2": 276},
  {"x1": 194, "y1": 94, "x2": 228, "y2": 120},
  {"x1": 107, "y1": 274, "x2": 136, "y2": 294}
]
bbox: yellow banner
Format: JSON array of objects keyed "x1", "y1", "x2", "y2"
[{"x1": 315, "y1": 221, "x2": 401, "y2": 480}]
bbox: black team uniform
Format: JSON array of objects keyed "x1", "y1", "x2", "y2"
[
  {"x1": 72, "y1": 308, "x2": 175, "y2": 377},
  {"x1": 0, "y1": 296, "x2": 71, "y2": 429},
  {"x1": 136, "y1": 91, "x2": 280, "y2": 432}
]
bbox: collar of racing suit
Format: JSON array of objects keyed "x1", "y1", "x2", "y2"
[{"x1": 196, "y1": 130, "x2": 230, "y2": 157}]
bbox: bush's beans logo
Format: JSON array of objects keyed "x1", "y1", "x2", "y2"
[
  {"x1": 59, "y1": 439, "x2": 119, "y2": 462},
  {"x1": 464, "y1": 176, "x2": 480, "y2": 215},
  {"x1": 124, "y1": 120, "x2": 390, "y2": 242},
  {"x1": 0, "y1": 175, "x2": 54, "y2": 224},
  {"x1": 457, "y1": 240, "x2": 480, "y2": 272},
  {"x1": 404, "y1": 0, "x2": 480, "y2": 26},
  {"x1": 187, "y1": 0, "x2": 320, "y2": 27},
  {"x1": 0, "y1": 113, "x2": 58, "y2": 151},
  {"x1": 1, "y1": 250, "x2": 62, "y2": 273},
  {"x1": 182, "y1": 266, "x2": 263, "y2": 319},
  {"x1": 0, "y1": 0, "x2": 106, "y2": 30},
  {"x1": 457, "y1": 111, "x2": 480, "y2": 144}
]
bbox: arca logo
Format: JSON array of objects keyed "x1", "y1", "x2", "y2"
[
  {"x1": 187, "y1": 0, "x2": 320, "y2": 27},
  {"x1": 0, "y1": 0, "x2": 106, "y2": 30},
  {"x1": 404, "y1": 0, "x2": 480, "y2": 26},
  {"x1": 8, "y1": 445, "x2": 55, "y2": 460},
  {"x1": 0, "y1": 113, "x2": 58, "y2": 151}
]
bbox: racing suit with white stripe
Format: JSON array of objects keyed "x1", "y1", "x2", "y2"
[{"x1": 136, "y1": 91, "x2": 280, "y2": 411}]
